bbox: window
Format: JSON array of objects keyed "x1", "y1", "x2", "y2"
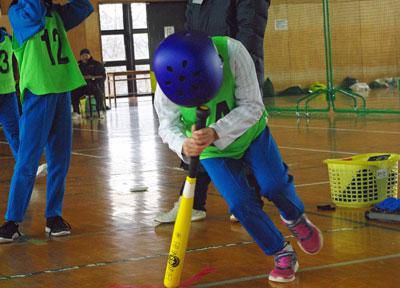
[
  {"x1": 100, "y1": 3, "x2": 151, "y2": 98},
  {"x1": 131, "y1": 4, "x2": 147, "y2": 29},
  {"x1": 99, "y1": 4, "x2": 124, "y2": 31},
  {"x1": 101, "y1": 35, "x2": 126, "y2": 62},
  {"x1": 133, "y1": 33, "x2": 149, "y2": 60}
]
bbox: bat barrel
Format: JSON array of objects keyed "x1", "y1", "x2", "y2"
[
  {"x1": 163, "y1": 106, "x2": 210, "y2": 287},
  {"x1": 164, "y1": 186, "x2": 195, "y2": 287}
]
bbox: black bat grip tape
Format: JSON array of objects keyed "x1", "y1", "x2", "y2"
[{"x1": 188, "y1": 106, "x2": 210, "y2": 178}]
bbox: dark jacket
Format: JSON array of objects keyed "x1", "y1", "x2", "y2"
[
  {"x1": 78, "y1": 58, "x2": 106, "y2": 89},
  {"x1": 185, "y1": 0, "x2": 270, "y2": 89}
]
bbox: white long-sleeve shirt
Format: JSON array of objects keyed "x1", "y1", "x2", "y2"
[{"x1": 154, "y1": 37, "x2": 265, "y2": 161}]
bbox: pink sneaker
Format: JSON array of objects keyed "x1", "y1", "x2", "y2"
[
  {"x1": 282, "y1": 214, "x2": 323, "y2": 255},
  {"x1": 269, "y1": 242, "x2": 299, "y2": 283}
]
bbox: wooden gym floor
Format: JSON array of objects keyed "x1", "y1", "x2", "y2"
[{"x1": 0, "y1": 97, "x2": 399, "y2": 288}]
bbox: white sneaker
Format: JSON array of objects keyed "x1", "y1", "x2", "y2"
[
  {"x1": 36, "y1": 163, "x2": 48, "y2": 178},
  {"x1": 71, "y1": 112, "x2": 81, "y2": 120},
  {"x1": 230, "y1": 214, "x2": 239, "y2": 223},
  {"x1": 154, "y1": 198, "x2": 206, "y2": 223},
  {"x1": 99, "y1": 111, "x2": 106, "y2": 119},
  {"x1": 191, "y1": 209, "x2": 207, "y2": 221}
]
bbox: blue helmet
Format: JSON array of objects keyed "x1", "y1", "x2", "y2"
[{"x1": 153, "y1": 31, "x2": 223, "y2": 107}]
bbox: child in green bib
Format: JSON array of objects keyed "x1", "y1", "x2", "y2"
[
  {"x1": 0, "y1": 27, "x2": 48, "y2": 179},
  {"x1": 154, "y1": 31, "x2": 323, "y2": 283},
  {"x1": 0, "y1": 0, "x2": 93, "y2": 244},
  {"x1": 0, "y1": 27, "x2": 19, "y2": 159}
]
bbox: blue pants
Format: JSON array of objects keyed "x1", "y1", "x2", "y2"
[
  {"x1": 5, "y1": 90, "x2": 72, "y2": 222},
  {"x1": 0, "y1": 93, "x2": 20, "y2": 158},
  {"x1": 201, "y1": 127, "x2": 305, "y2": 255}
]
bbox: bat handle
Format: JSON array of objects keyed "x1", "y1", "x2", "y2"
[{"x1": 188, "y1": 105, "x2": 210, "y2": 178}]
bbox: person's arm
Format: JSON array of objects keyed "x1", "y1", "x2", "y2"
[
  {"x1": 209, "y1": 38, "x2": 265, "y2": 150},
  {"x1": 8, "y1": 0, "x2": 47, "y2": 46},
  {"x1": 235, "y1": 0, "x2": 269, "y2": 87},
  {"x1": 184, "y1": 0, "x2": 193, "y2": 30},
  {"x1": 93, "y1": 60, "x2": 106, "y2": 79},
  {"x1": 154, "y1": 85, "x2": 189, "y2": 162},
  {"x1": 235, "y1": 0, "x2": 268, "y2": 55},
  {"x1": 53, "y1": 0, "x2": 93, "y2": 31}
]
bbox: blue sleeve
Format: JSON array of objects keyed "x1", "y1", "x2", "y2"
[
  {"x1": 53, "y1": 0, "x2": 94, "y2": 32},
  {"x1": 8, "y1": 0, "x2": 47, "y2": 46}
]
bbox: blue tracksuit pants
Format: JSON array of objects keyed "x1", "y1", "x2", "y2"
[
  {"x1": 5, "y1": 90, "x2": 72, "y2": 222},
  {"x1": 201, "y1": 127, "x2": 305, "y2": 255},
  {"x1": 0, "y1": 92, "x2": 20, "y2": 158}
]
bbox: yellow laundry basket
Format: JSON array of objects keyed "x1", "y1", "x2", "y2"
[{"x1": 324, "y1": 153, "x2": 399, "y2": 208}]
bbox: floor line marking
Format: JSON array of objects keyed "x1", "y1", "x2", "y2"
[
  {"x1": 295, "y1": 181, "x2": 330, "y2": 187},
  {"x1": 0, "y1": 225, "x2": 353, "y2": 281},
  {"x1": 73, "y1": 128, "x2": 106, "y2": 133},
  {"x1": 194, "y1": 252, "x2": 400, "y2": 287},
  {"x1": 73, "y1": 147, "x2": 103, "y2": 152},
  {"x1": 269, "y1": 124, "x2": 400, "y2": 135},
  {"x1": 279, "y1": 145, "x2": 358, "y2": 155},
  {"x1": 71, "y1": 152, "x2": 107, "y2": 159},
  {"x1": 1, "y1": 234, "x2": 398, "y2": 283},
  {"x1": 0, "y1": 156, "x2": 13, "y2": 160}
]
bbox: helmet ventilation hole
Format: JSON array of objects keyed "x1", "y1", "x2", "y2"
[{"x1": 193, "y1": 71, "x2": 201, "y2": 77}]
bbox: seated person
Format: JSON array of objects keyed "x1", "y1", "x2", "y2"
[{"x1": 71, "y1": 48, "x2": 106, "y2": 118}]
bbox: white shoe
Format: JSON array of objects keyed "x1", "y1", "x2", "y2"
[
  {"x1": 191, "y1": 209, "x2": 207, "y2": 221},
  {"x1": 71, "y1": 112, "x2": 81, "y2": 120},
  {"x1": 36, "y1": 163, "x2": 48, "y2": 178},
  {"x1": 230, "y1": 214, "x2": 239, "y2": 222},
  {"x1": 154, "y1": 198, "x2": 206, "y2": 223},
  {"x1": 99, "y1": 111, "x2": 105, "y2": 119}
]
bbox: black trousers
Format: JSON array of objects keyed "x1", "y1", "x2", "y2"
[{"x1": 71, "y1": 82, "x2": 105, "y2": 114}]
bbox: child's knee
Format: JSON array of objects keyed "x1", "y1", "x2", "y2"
[{"x1": 230, "y1": 200, "x2": 262, "y2": 221}]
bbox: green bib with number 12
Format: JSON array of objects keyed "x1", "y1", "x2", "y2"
[
  {"x1": 12, "y1": 11, "x2": 85, "y2": 101},
  {"x1": 0, "y1": 35, "x2": 16, "y2": 94}
]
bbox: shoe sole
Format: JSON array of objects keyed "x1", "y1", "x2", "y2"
[
  {"x1": 36, "y1": 164, "x2": 48, "y2": 178},
  {"x1": 45, "y1": 227, "x2": 71, "y2": 237},
  {"x1": 297, "y1": 219, "x2": 324, "y2": 255},
  {"x1": 154, "y1": 218, "x2": 175, "y2": 224},
  {"x1": 230, "y1": 215, "x2": 239, "y2": 223},
  {"x1": 268, "y1": 261, "x2": 299, "y2": 283},
  {"x1": 0, "y1": 232, "x2": 21, "y2": 244},
  {"x1": 191, "y1": 215, "x2": 206, "y2": 222},
  {"x1": 154, "y1": 214, "x2": 206, "y2": 224}
]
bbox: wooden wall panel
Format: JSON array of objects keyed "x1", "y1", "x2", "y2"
[
  {"x1": 1, "y1": 0, "x2": 399, "y2": 88},
  {"x1": 330, "y1": 1, "x2": 363, "y2": 84},
  {"x1": 265, "y1": 2, "x2": 325, "y2": 90},
  {"x1": 264, "y1": 3, "x2": 291, "y2": 88},
  {"x1": 359, "y1": 0, "x2": 399, "y2": 81},
  {"x1": 265, "y1": 0, "x2": 400, "y2": 90},
  {"x1": 83, "y1": 3, "x2": 101, "y2": 61},
  {"x1": 68, "y1": 17, "x2": 89, "y2": 59},
  {"x1": 0, "y1": 16, "x2": 11, "y2": 32}
]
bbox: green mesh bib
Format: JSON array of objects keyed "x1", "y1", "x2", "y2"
[
  {"x1": 180, "y1": 36, "x2": 266, "y2": 160},
  {"x1": 0, "y1": 36, "x2": 16, "y2": 94},
  {"x1": 13, "y1": 11, "x2": 85, "y2": 101}
]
